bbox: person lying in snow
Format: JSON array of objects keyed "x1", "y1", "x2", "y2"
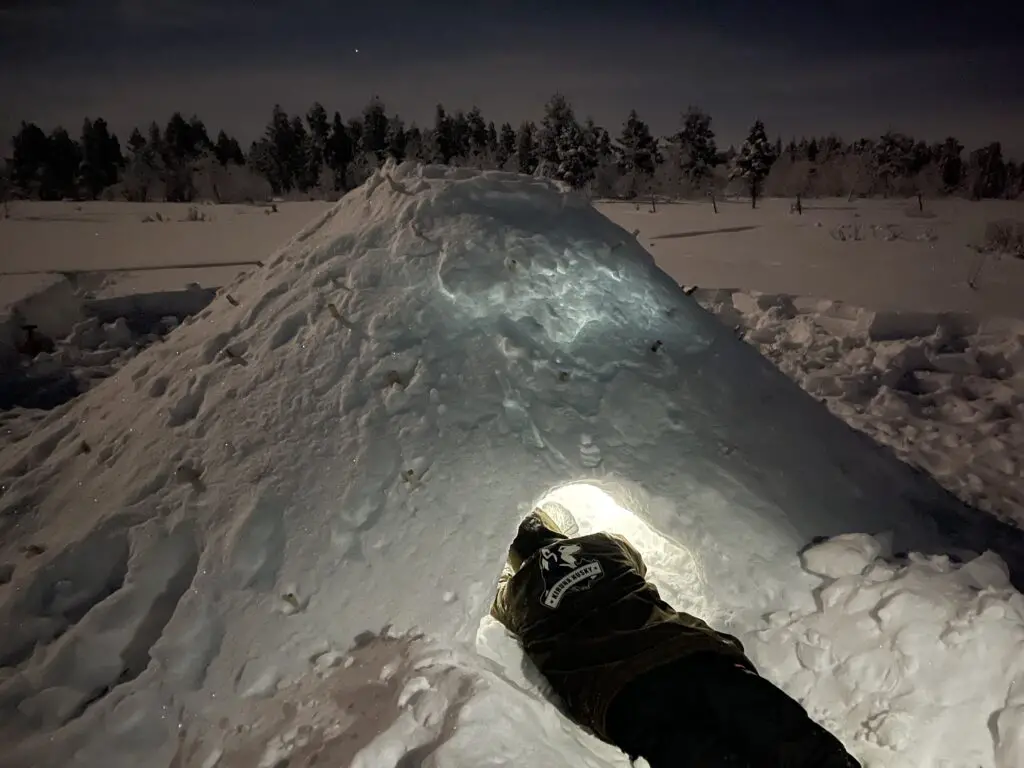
[{"x1": 491, "y1": 506, "x2": 860, "y2": 767}]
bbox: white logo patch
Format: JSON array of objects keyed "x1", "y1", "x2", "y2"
[{"x1": 538, "y1": 543, "x2": 604, "y2": 609}]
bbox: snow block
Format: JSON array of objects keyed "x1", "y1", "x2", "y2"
[
  {"x1": 731, "y1": 291, "x2": 796, "y2": 318},
  {"x1": 956, "y1": 551, "x2": 1012, "y2": 591},
  {"x1": 86, "y1": 288, "x2": 216, "y2": 326},
  {"x1": 807, "y1": 301, "x2": 872, "y2": 338},
  {"x1": 913, "y1": 371, "x2": 963, "y2": 394},
  {"x1": 819, "y1": 300, "x2": 865, "y2": 323},
  {"x1": 790, "y1": 296, "x2": 833, "y2": 314},
  {"x1": 812, "y1": 315, "x2": 865, "y2": 339},
  {"x1": 866, "y1": 311, "x2": 941, "y2": 342},
  {"x1": 976, "y1": 317, "x2": 1024, "y2": 338},
  {"x1": 0, "y1": 276, "x2": 87, "y2": 367},
  {"x1": 935, "y1": 312, "x2": 980, "y2": 338},
  {"x1": 801, "y1": 533, "x2": 883, "y2": 578},
  {"x1": 929, "y1": 352, "x2": 982, "y2": 376},
  {"x1": 102, "y1": 318, "x2": 135, "y2": 350},
  {"x1": 66, "y1": 317, "x2": 105, "y2": 350},
  {"x1": 6, "y1": 275, "x2": 88, "y2": 342},
  {"x1": 875, "y1": 343, "x2": 933, "y2": 384},
  {"x1": 802, "y1": 371, "x2": 843, "y2": 398}
]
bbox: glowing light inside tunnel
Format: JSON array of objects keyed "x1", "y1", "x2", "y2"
[{"x1": 535, "y1": 482, "x2": 709, "y2": 618}]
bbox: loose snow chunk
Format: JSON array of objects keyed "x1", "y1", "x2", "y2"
[
  {"x1": 66, "y1": 317, "x2": 104, "y2": 349},
  {"x1": 102, "y1": 317, "x2": 134, "y2": 349},
  {"x1": 731, "y1": 291, "x2": 797, "y2": 318},
  {"x1": 801, "y1": 534, "x2": 883, "y2": 578},
  {"x1": 751, "y1": 542, "x2": 1024, "y2": 767},
  {"x1": 957, "y1": 551, "x2": 1012, "y2": 591}
]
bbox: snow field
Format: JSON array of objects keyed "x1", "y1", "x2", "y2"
[
  {"x1": 0, "y1": 164, "x2": 1021, "y2": 767},
  {"x1": 596, "y1": 196, "x2": 1024, "y2": 321}
]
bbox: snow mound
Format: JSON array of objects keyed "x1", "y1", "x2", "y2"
[
  {"x1": 2, "y1": 163, "x2": 1023, "y2": 768},
  {"x1": 692, "y1": 288, "x2": 1024, "y2": 525}
]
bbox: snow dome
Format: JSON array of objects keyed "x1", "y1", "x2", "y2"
[{"x1": 2, "y1": 163, "x2": 1022, "y2": 768}]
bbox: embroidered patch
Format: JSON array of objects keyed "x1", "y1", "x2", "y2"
[{"x1": 538, "y1": 542, "x2": 604, "y2": 609}]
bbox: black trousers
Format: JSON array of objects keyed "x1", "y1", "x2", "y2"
[{"x1": 605, "y1": 653, "x2": 860, "y2": 767}]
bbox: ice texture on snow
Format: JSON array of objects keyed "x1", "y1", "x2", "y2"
[{"x1": 1, "y1": 164, "x2": 1023, "y2": 767}]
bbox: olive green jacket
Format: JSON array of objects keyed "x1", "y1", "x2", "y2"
[{"x1": 491, "y1": 532, "x2": 751, "y2": 743}]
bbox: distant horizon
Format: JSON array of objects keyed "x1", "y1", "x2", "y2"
[{"x1": 2, "y1": 2, "x2": 1023, "y2": 158}]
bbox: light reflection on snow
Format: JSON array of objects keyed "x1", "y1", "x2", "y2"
[
  {"x1": 434, "y1": 237, "x2": 675, "y2": 347},
  {"x1": 536, "y1": 482, "x2": 709, "y2": 619}
]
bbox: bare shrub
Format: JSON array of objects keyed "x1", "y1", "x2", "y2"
[
  {"x1": 829, "y1": 223, "x2": 863, "y2": 241},
  {"x1": 980, "y1": 220, "x2": 1024, "y2": 257},
  {"x1": 193, "y1": 158, "x2": 273, "y2": 204},
  {"x1": 184, "y1": 206, "x2": 208, "y2": 222},
  {"x1": 871, "y1": 223, "x2": 904, "y2": 241}
]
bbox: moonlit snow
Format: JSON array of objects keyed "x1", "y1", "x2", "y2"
[
  {"x1": 691, "y1": 289, "x2": 1024, "y2": 526},
  {"x1": 1, "y1": 163, "x2": 1023, "y2": 768}
]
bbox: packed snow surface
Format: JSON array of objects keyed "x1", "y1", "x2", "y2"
[{"x1": 1, "y1": 163, "x2": 1023, "y2": 768}]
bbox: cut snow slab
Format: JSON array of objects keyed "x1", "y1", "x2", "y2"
[{"x1": 0, "y1": 163, "x2": 1022, "y2": 768}]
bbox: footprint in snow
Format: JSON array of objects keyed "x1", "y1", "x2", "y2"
[
  {"x1": 269, "y1": 310, "x2": 308, "y2": 350},
  {"x1": 166, "y1": 374, "x2": 210, "y2": 427},
  {"x1": 226, "y1": 487, "x2": 287, "y2": 591},
  {"x1": 148, "y1": 375, "x2": 170, "y2": 398}
]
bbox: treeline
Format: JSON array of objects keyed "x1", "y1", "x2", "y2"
[{"x1": 2, "y1": 94, "x2": 1022, "y2": 206}]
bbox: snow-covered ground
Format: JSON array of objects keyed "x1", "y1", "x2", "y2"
[
  {"x1": 0, "y1": 200, "x2": 329, "y2": 279},
  {"x1": 5, "y1": 196, "x2": 1024, "y2": 319},
  {"x1": 692, "y1": 289, "x2": 1024, "y2": 527},
  {"x1": 597, "y1": 196, "x2": 1024, "y2": 320},
  {"x1": 0, "y1": 170, "x2": 1022, "y2": 768}
]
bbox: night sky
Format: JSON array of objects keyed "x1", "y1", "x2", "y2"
[{"x1": 2, "y1": 0, "x2": 1023, "y2": 154}]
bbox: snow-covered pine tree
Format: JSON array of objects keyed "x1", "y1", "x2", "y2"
[
  {"x1": 466, "y1": 107, "x2": 489, "y2": 162},
  {"x1": 617, "y1": 109, "x2": 660, "y2": 198},
  {"x1": 516, "y1": 121, "x2": 538, "y2": 175},
  {"x1": 536, "y1": 94, "x2": 596, "y2": 189},
  {"x1": 873, "y1": 131, "x2": 914, "y2": 197},
  {"x1": 496, "y1": 122, "x2": 517, "y2": 169},
  {"x1": 730, "y1": 119, "x2": 777, "y2": 207},
  {"x1": 556, "y1": 119, "x2": 597, "y2": 190},
  {"x1": 538, "y1": 94, "x2": 576, "y2": 166},
  {"x1": 676, "y1": 106, "x2": 718, "y2": 195},
  {"x1": 430, "y1": 105, "x2": 455, "y2": 165},
  {"x1": 385, "y1": 116, "x2": 407, "y2": 161},
  {"x1": 361, "y1": 97, "x2": 390, "y2": 163}
]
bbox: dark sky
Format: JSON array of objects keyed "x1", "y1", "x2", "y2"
[{"x1": 2, "y1": 0, "x2": 1023, "y2": 154}]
